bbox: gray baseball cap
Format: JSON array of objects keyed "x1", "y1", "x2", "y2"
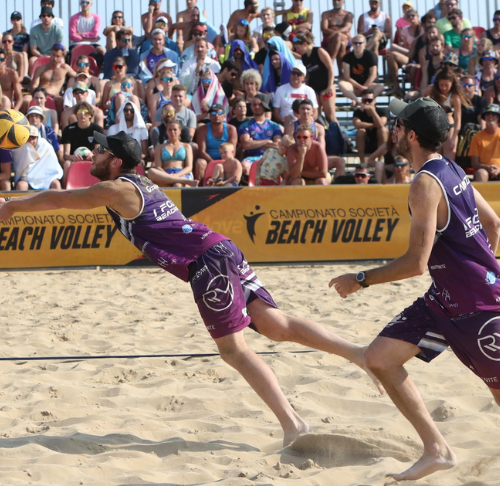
[{"x1": 389, "y1": 97, "x2": 450, "y2": 140}]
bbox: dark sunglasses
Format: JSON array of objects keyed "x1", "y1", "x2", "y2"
[
  {"x1": 123, "y1": 108, "x2": 133, "y2": 113},
  {"x1": 291, "y1": 71, "x2": 303, "y2": 76},
  {"x1": 11, "y1": 17, "x2": 21, "y2": 21},
  {"x1": 395, "y1": 118, "x2": 406, "y2": 129},
  {"x1": 408, "y1": 14, "x2": 417, "y2": 18},
  {"x1": 97, "y1": 144, "x2": 114, "y2": 155},
  {"x1": 230, "y1": 71, "x2": 238, "y2": 77},
  {"x1": 73, "y1": 90, "x2": 85, "y2": 95},
  {"x1": 78, "y1": 62, "x2": 89, "y2": 67},
  {"x1": 2, "y1": 39, "x2": 14, "y2": 44},
  {"x1": 447, "y1": 16, "x2": 457, "y2": 20},
  {"x1": 113, "y1": 64, "x2": 124, "y2": 70},
  {"x1": 462, "y1": 82, "x2": 474, "y2": 87},
  {"x1": 352, "y1": 41, "x2": 364, "y2": 45},
  {"x1": 482, "y1": 57, "x2": 496, "y2": 62},
  {"x1": 361, "y1": 98, "x2": 372, "y2": 103},
  {"x1": 210, "y1": 110, "x2": 224, "y2": 116},
  {"x1": 354, "y1": 173, "x2": 368, "y2": 178},
  {"x1": 121, "y1": 38, "x2": 131, "y2": 43},
  {"x1": 494, "y1": 17, "x2": 500, "y2": 22},
  {"x1": 41, "y1": 14, "x2": 53, "y2": 18},
  {"x1": 0, "y1": 57, "x2": 6, "y2": 62},
  {"x1": 80, "y1": 1, "x2": 90, "y2": 5},
  {"x1": 113, "y1": 15, "x2": 123, "y2": 19},
  {"x1": 162, "y1": 76, "x2": 173, "y2": 83},
  {"x1": 395, "y1": 163, "x2": 408, "y2": 167},
  {"x1": 462, "y1": 35, "x2": 472, "y2": 39},
  {"x1": 193, "y1": 32, "x2": 205, "y2": 37}
]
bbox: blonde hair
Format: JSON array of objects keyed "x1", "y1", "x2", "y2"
[
  {"x1": 280, "y1": 135, "x2": 294, "y2": 146},
  {"x1": 219, "y1": 142, "x2": 234, "y2": 151}
]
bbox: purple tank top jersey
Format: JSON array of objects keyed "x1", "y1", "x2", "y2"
[
  {"x1": 107, "y1": 174, "x2": 228, "y2": 281},
  {"x1": 417, "y1": 157, "x2": 500, "y2": 316}
]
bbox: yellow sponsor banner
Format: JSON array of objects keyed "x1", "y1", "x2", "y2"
[
  {"x1": 1, "y1": 183, "x2": 499, "y2": 269},
  {"x1": 190, "y1": 185, "x2": 411, "y2": 262}
]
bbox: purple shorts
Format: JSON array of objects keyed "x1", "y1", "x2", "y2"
[
  {"x1": 380, "y1": 297, "x2": 500, "y2": 389},
  {"x1": 189, "y1": 240, "x2": 277, "y2": 339}
]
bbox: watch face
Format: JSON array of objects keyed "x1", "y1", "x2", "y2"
[{"x1": 356, "y1": 271, "x2": 365, "y2": 282}]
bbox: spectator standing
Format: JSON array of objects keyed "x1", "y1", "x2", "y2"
[
  {"x1": 469, "y1": 104, "x2": 500, "y2": 181},
  {"x1": 272, "y1": 64, "x2": 318, "y2": 125},
  {"x1": 353, "y1": 88, "x2": 389, "y2": 165},
  {"x1": 102, "y1": 10, "x2": 132, "y2": 52},
  {"x1": 320, "y1": 0, "x2": 354, "y2": 78},
  {"x1": 357, "y1": 0, "x2": 392, "y2": 58},
  {"x1": 293, "y1": 31, "x2": 338, "y2": 124},
  {"x1": 339, "y1": 34, "x2": 385, "y2": 105},
  {"x1": 69, "y1": 0, "x2": 105, "y2": 57},
  {"x1": 227, "y1": 1, "x2": 260, "y2": 34},
  {"x1": 29, "y1": 7, "x2": 64, "y2": 69}
]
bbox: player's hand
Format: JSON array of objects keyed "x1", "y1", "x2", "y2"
[
  {"x1": 0, "y1": 198, "x2": 14, "y2": 222},
  {"x1": 329, "y1": 273, "x2": 361, "y2": 299}
]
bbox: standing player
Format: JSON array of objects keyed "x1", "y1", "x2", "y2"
[
  {"x1": 330, "y1": 98, "x2": 500, "y2": 481},
  {"x1": 0, "y1": 131, "x2": 382, "y2": 448}
]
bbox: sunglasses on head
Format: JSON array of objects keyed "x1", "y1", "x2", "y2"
[
  {"x1": 238, "y1": 19, "x2": 249, "y2": 26},
  {"x1": 113, "y1": 64, "x2": 124, "y2": 70},
  {"x1": 121, "y1": 82, "x2": 133, "y2": 88},
  {"x1": 97, "y1": 144, "x2": 114, "y2": 155},
  {"x1": 76, "y1": 109, "x2": 90, "y2": 115},
  {"x1": 163, "y1": 76, "x2": 173, "y2": 83},
  {"x1": 210, "y1": 110, "x2": 224, "y2": 116},
  {"x1": 2, "y1": 39, "x2": 13, "y2": 44},
  {"x1": 296, "y1": 135, "x2": 310, "y2": 140}
]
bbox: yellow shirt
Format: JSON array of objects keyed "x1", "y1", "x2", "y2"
[{"x1": 469, "y1": 129, "x2": 500, "y2": 166}]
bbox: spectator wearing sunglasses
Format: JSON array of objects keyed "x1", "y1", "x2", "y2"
[
  {"x1": 484, "y1": 72, "x2": 500, "y2": 105},
  {"x1": 139, "y1": 16, "x2": 179, "y2": 61},
  {"x1": 443, "y1": 9, "x2": 465, "y2": 52},
  {"x1": 430, "y1": 0, "x2": 450, "y2": 21},
  {"x1": 103, "y1": 10, "x2": 133, "y2": 52},
  {"x1": 456, "y1": 28, "x2": 476, "y2": 72},
  {"x1": 469, "y1": 104, "x2": 500, "y2": 180},
  {"x1": 436, "y1": 4, "x2": 471, "y2": 35},
  {"x1": 148, "y1": 59, "x2": 179, "y2": 122},
  {"x1": 139, "y1": 29, "x2": 180, "y2": 84},
  {"x1": 477, "y1": 49, "x2": 498, "y2": 95},
  {"x1": 69, "y1": 0, "x2": 105, "y2": 58},
  {"x1": 142, "y1": 0, "x2": 173, "y2": 40},
  {"x1": 481, "y1": 10, "x2": 500, "y2": 54},
  {"x1": 30, "y1": 1, "x2": 64, "y2": 30},
  {"x1": 0, "y1": 48, "x2": 22, "y2": 111},
  {"x1": 2, "y1": 33, "x2": 26, "y2": 81},
  {"x1": 3, "y1": 12, "x2": 30, "y2": 70},
  {"x1": 227, "y1": 0, "x2": 260, "y2": 35},
  {"x1": 103, "y1": 29, "x2": 140, "y2": 81},
  {"x1": 29, "y1": 6, "x2": 64, "y2": 69},
  {"x1": 61, "y1": 77, "x2": 104, "y2": 130},
  {"x1": 60, "y1": 101, "x2": 104, "y2": 186},
  {"x1": 332, "y1": 164, "x2": 380, "y2": 185}
]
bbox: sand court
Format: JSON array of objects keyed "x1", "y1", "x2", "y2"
[{"x1": 0, "y1": 263, "x2": 499, "y2": 485}]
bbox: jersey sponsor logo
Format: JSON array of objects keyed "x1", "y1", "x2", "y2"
[
  {"x1": 477, "y1": 317, "x2": 500, "y2": 361},
  {"x1": 430, "y1": 264, "x2": 446, "y2": 270},
  {"x1": 463, "y1": 208, "x2": 481, "y2": 238},
  {"x1": 153, "y1": 200, "x2": 178, "y2": 221},
  {"x1": 201, "y1": 230, "x2": 213, "y2": 240},
  {"x1": 202, "y1": 274, "x2": 234, "y2": 312},
  {"x1": 182, "y1": 224, "x2": 194, "y2": 234},
  {"x1": 238, "y1": 259, "x2": 251, "y2": 275},
  {"x1": 87, "y1": 136, "x2": 94, "y2": 143},
  {"x1": 486, "y1": 271, "x2": 498, "y2": 286},
  {"x1": 453, "y1": 175, "x2": 471, "y2": 195},
  {"x1": 191, "y1": 265, "x2": 208, "y2": 282}
]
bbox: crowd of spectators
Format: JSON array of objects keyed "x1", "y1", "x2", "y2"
[{"x1": 0, "y1": 0, "x2": 498, "y2": 191}]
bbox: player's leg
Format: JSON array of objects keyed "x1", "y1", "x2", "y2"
[
  {"x1": 247, "y1": 299, "x2": 383, "y2": 393},
  {"x1": 489, "y1": 387, "x2": 500, "y2": 406},
  {"x1": 214, "y1": 329, "x2": 310, "y2": 447},
  {"x1": 365, "y1": 335, "x2": 456, "y2": 481}
]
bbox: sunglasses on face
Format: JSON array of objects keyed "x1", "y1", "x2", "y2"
[
  {"x1": 210, "y1": 110, "x2": 224, "y2": 116},
  {"x1": 41, "y1": 14, "x2": 52, "y2": 18},
  {"x1": 494, "y1": 17, "x2": 500, "y2": 22},
  {"x1": 447, "y1": 16, "x2": 457, "y2": 20},
  {"x1": 163, "y1": 110, "x2": 175, "y2": 116},
  {"x1": 354, "y1": 173, "x2": 368, "y2": 178},
  {"x1": 361, "y1": 98, "x2": 372, "y2": 103},
  {"x1": 408, "y1": 14, "x2": 417, "y2": 18},
  {"x1": 80, "y1": 1, "x2": 90, "y2": 5},
  {"x1": 202, "y1": 78, "x2": 212, "y2": 84},
  {"x1": 263, "y1": 32, "x2": 275, "y2": 39},
  {"x1": 446, "y1": 2, "x2": 457, "y2": 6},
  {"x1": 163, "y1": 76, "x2": 173, "y2": 82},
  {"x1": 230, "y1": 71, "x2": 238, "y2": 77},
  {"x1": 395, "y1": 163, "x2": 408, "y2": 167},
  {"x1": 2, "y1": 39, "x2": 13, "y2": 44},
  {"x1": 76, "y1": 109, "x2": 90, "y2": 115},
  {"x1": 121, "y1": 38, "x2": 131, "y2": 43},
  {"x1": 121, "y1": 83, "x2": 133, "y2": 88},
  {"x1": 462, "y1": 35, "x2": 472, "y2": 39},
  {"x1": 291, "y1": 71, "x2": 303, "y2": 76},
  {"x1": 113, "y1": 64, "x2": 124, "y2": 70},
  {"x1": 193, "y1": 32, "x2": 205, "y2": 37},
  {"x1": 483, "y1": 57, "x2": 496, "y2": 62},
  {"x1": 462, "y1": 82, "x2": 474, "y2": 87},
  {"x1": 73, "y1": 90, "x2": 85, "y2": 95},
  {"x1": 97, "y1": 144, "x2": 114, "y2": 155},
  {"x1": 113, "y1": 15, "x2": 123, "y2": 19},
  {"x1": 352, "y1": 41, "x2": 364, "y2": 45},
  {"x1": 296, "y1": 135, "x2": 310, "y2": 140},
  {"x1": 78, "y1": 62, "x2": 89, "y2": 67},
  {"x1": 0, "y1": 57, "x2": 5, "y2": 62},
  {"x1": 123, "y1": 108, "x2": 133, "y2": 113}
]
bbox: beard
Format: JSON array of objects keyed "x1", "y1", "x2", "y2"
[
  {"x1": 396, "y1": 132, "x2": 412, "y2": 161},
  {"x1": 90, "y1": 161, "x2": 112, "y2": 181}
]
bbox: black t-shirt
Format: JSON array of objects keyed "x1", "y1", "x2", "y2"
[
  {"x1": 221, "y1": 80, "x2": 234, "y2": 99},
  {"x1": 461, "y1": 94, "x2": 487, "y2": 133},
  {"x1": 254, "y1": 47, "x2": 268, "y2": 66},
  {"x1": 342, "y1": 50, "x2": 377, "y2": 85},
  {"x1": 353, "y1": 106, "x2": 388, "y2": 129},
  {"x1": 229, "y1": 117, "x2": 249, "y2": 131},
  {"x1": 60, "y1": 122, "x2": 104, "y2": 155}
]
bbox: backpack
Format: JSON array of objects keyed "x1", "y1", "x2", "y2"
[
  {"x1": 456, "y1": 122, "x2": 481, "y2": 168},
  {"x1": 325, "y1": 121, "x2": 348, "y2": 156}
]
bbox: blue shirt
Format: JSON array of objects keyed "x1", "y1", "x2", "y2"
[{"x1": 239, "y1": 118, "x2": 282, "y2": 158}]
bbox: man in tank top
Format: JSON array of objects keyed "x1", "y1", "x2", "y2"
[
  {"x1": 357, "y1": 0, "x2": 392, "y2": 58},
  {"x1": 331, "y1": 97, "x2": 500, "y2": 482},
  {"x1": 0, "y1": 131, "x2": 383, "y2": 449}
]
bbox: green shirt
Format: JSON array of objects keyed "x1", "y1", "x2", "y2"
[{"x1": 30, "y1": 23, "x2": 64, "y2": 55}]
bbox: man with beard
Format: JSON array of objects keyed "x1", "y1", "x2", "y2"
[
  {"x1": 321, "y1": 0, "x2": 354, "y2": 78},
  {"x1": 0, "y1": 131, "x2": 382, "y2": 449},
  {"x1": 330, "y1": 97, "x2": 500, "y2": 482},
  {"x1": 227, "y1": 0, "x2": 260, "y2": 34}
]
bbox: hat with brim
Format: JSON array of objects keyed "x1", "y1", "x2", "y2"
[
  {"x1": 481, "y1": 103, "x2": 500, "y2": 120},
  {"x1": 93, "y1": 130, "x2": 142, "y2": 169},
  {"x1": 26, "y1": 106, "x2": 45, "y2": 121},
  {"x1": 480, "y1": 49, "x2": 498, "y2": 65},
  {"x1": 389, "y1": 97, "x2": 450, "y2": 141},
  {"x1": 210, "y1": 103, "x2": 225, "y2": 113},
  {"x1": 156, "y1": 16, "x2": 168, "y2": 25},
  {"x1": 253, "y1": 93, "x2": 271, "y2": 111},
  {"x1": 76, "y1": 70, "x2": 91, "y2": 78},
  {"x1": 73, "y1": 81, "x2": 88, "y2": 92},
  {"x1": 157, "y1": 59, "x2": 177, "y2": 71},
  {"x1": 29, "y1": 125, "x2": 40, "y2": 137},
  {"x1": 40, "y1": 6, "x2": 54, "y2": 17}
]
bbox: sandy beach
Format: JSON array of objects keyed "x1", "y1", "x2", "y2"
[{"x1": 0, "y1": 263, "x2": 499, "y2": 486}]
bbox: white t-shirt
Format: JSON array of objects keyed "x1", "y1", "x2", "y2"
[
  {"x1": 63, "y1": 88, "x2": 97, "y2": 108},
  {"x1": 107, "y1": 124, "x2": 148, "y2": 141},
  {"x1": 273, "y1": 83, "x2": 318, "y2": 119}
]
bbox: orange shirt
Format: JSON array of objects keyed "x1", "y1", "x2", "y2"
[{"x1": 469, "y1": 129, "x2": 500, "y2": 166}]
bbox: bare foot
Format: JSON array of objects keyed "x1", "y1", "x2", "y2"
[
  {"x1": 387, "y1": 446, "x2": 457, "y2": 481},
  {"x1": 283, "y1": 422, "x2": 311, "y2": 448},
  {"x1": 186, "y1": 179, "x2": 199, "y2": 187}
]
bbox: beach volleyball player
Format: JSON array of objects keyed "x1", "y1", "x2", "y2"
[
  {"x1": 330, "y1": 98, "x2": 500, "y2": 481},
  {"x1": 0, "y1": 130, "x2": 382, "y2": 447}
]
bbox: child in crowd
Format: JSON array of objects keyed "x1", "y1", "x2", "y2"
[
  {"x1": 255, "y1": 134, "x2": 294, "y2": 186},
  {"x1": 207, "y1": 142, "x2": 242, "y2": 187}
]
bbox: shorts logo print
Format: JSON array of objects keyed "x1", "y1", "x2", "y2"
[
  {"x1": 202, "y1": 274, "x2": 234, "y2": 312},
  {"x1": 485, "y1": 271, "x2": 498, "y2": 286},
  {"x1": 477, "y1": 317, "x2": 500, "y2": 361}
]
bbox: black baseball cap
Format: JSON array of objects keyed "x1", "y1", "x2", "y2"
[
  {"x1": 253, "y1": 93, "x2": 271, "y2": 111},
  {"x1": 40, "y1": 6, "x2": 54, "y2": 17},
  {"x1": 11, "y1": 11, "x2": 22, "y2": 20},
  {"x1": 210, "y1": 103, "x2": 225, "y2": 113},
  {"x1": 93, "y1": 131, "x2": 142, "y2": 169},
  {"x1": 389, "y1": 97, "x2": 450, "y2": 142}
]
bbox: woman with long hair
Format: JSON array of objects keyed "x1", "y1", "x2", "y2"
[
  {"x1": 103, "y1": 10, "x2": 132, "y2": 51},
  {"x1": 148, "y1": 120, "x2": 198, "y2": 187},
  {"x1": 4, "y1": 12, "x2": 29, "y2": 79},
  {"x1": 292, "y1": 30, "x2": 337, "y2": 123},
  {"x1": 101, "y1": 57, "x2": 131, "y2": 113},
  {"x1": 2, "y1": 33, "x2": 24, "y2": 79},
  {"x1": 468, "y1": 37, "x2": 493, "y2": 75},
  {"x1": 367, "y1": 127, "x2": 399, "y2": 183},
  {"x1": 228, "y1": 19, "x2": 258, "y2": 55},
  {"x1": 430, "y1": 67, "x2": 471, "y2": 158}
]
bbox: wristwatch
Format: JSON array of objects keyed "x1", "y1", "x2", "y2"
[{"x1": 356, "y1": 271, "x2": 369, "y2": 288}]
